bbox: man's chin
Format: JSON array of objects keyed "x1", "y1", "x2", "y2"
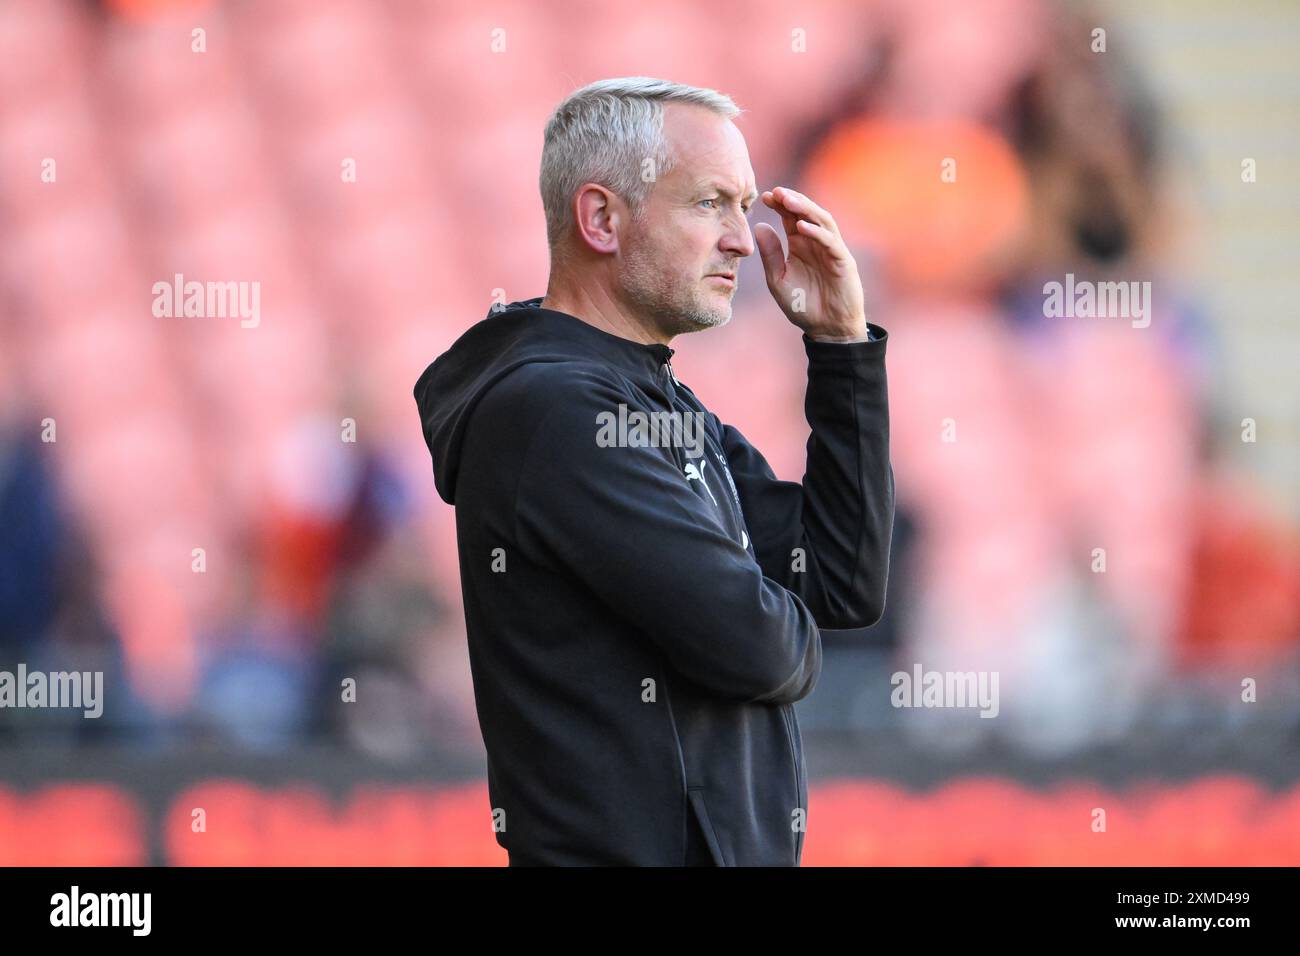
[{"x1": 674, "y1": 303, "x2": 732, "y2": 333}]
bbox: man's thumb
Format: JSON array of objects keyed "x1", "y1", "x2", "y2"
[{"x1": 754, "y1": 222, "x2": 785, "y2": 289}]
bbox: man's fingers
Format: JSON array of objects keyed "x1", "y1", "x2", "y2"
[
  {"x1": 762, "y1": 189, "x2": 802, "y2": 240},
  {"x1": 762, "y1": 186, "x2": 849, "y2": 266},
  {"x1": 776, "y1": 187, "x2": 839, "y2": 236},
  {"x1": 794, "y1": 218, "x2": 848, "y2": 259}
]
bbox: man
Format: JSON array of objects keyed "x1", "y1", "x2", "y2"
[{"x1": 414, "y1": 77, "x2": 893, "y2": 866}]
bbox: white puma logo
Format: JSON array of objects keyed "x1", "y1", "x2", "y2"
[{"x1": 683, "y1": 458, "x2": 719, "y2": 507}]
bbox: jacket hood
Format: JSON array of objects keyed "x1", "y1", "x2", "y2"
[{"x1": 414, "y1": 296, "x2": 677, "y2": 504}]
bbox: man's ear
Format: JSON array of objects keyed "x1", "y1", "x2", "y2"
[{"x1": 572, "y1": 184, "x2": 623, "y2": 255}]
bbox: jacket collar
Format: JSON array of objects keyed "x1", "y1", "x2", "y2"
[{"x1": 513, "y1": 297, "x2": 675, "y2": 381}]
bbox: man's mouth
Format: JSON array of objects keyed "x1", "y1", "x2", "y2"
[{"x1": 707, "y1": 273, "x2": 736, "y2": 287}]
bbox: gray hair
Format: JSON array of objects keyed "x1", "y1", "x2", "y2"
[{"x1": 539, "y1": 76, "x2": 742, "y2": 255}]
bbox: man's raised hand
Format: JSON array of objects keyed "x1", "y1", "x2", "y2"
[{"x1": 754, "y1": 186, "x2": 868, "y2": 342}]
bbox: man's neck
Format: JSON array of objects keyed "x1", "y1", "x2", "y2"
[{"x1": 541, "y1": 277, "x2": 670, "y2": 347}]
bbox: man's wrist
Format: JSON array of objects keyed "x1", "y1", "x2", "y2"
[{"x1": 807, "y1": 328, "x2": 872, "y2": 343}]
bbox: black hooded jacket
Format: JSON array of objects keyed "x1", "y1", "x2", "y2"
[{"x1": 414, "y1": 297, "x2": 893, "y2": 865}]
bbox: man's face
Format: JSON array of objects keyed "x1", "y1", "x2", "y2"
[{"x1": 618, "y1": 104, "x2": 758, "y2": 337}]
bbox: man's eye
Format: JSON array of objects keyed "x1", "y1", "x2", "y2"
[{"x1": 700, "y1": 198, "x2": 751, "y2": 214}]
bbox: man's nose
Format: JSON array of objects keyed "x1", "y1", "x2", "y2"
[{"x1": 720, "y1": 217, "x2": 755, "y2": 259}]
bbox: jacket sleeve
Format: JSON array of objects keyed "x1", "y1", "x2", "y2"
[
  {"x1": 719, "y1": 325, "x2": 894, "y2": 630},
  {"x1": 513, "y1": 368, "x2": 821, "y2": 706}
]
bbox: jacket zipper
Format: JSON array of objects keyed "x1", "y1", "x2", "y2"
[
  {"x1": 661, "y1": 350, "x2": 795, "y2": 862},
  {"x1": 780, "y1": 704, "x2": 805, "y2": 862},
  {"x1": 664, "y1": 357, "x2": 679, "y2": 387},
  {"x1": 657, "y1": 665, "x2": 694, "y2": 865}
]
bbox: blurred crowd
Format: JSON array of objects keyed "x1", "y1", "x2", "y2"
[{"x1": 1, "y1": 0, "x2": 1297, "y2": 759}]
